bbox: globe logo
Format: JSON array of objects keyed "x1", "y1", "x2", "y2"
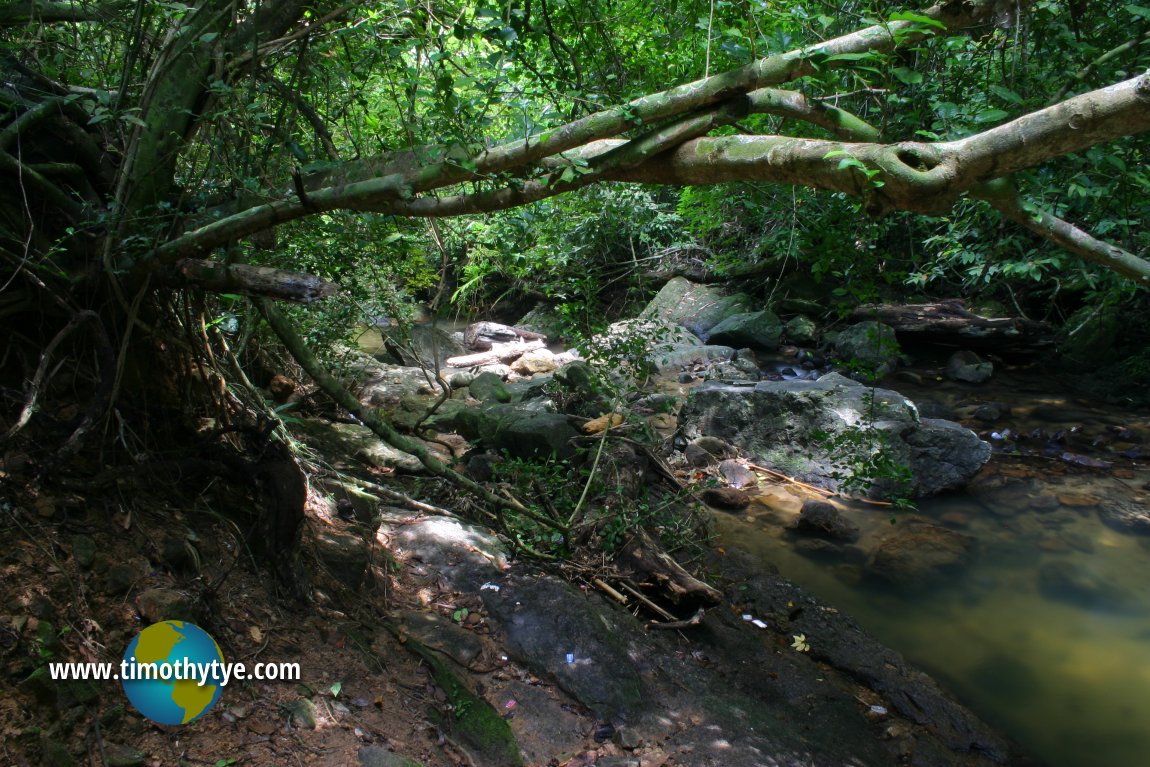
[{"x1": 121, "y1": 621, "x2": 226, "y2": 725}]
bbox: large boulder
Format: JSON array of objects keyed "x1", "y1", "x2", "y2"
[
  {"x1": 639, "y1": 277, "x2": 752, "y2": 337},
  {"x1": 833, "y1": 321, "x2": 900, "y2": 379},
  {"x1": 510, "y1": 348, "x2": 560, "y2": 375},
  {"x1": 583, "y1": 318, "x2": 734, "y2": 375},
  {"x1": 441, "y1": 402, "x2": 579, "y2": 459},
  {"x1": 678, "y1": 373, "x2": 990, "y2": 498},
  {"x1": 705, "y1": 310, "x2": 784, "y2": 350},
  {"x1": 866, "y1": 523, "x2": 976, "y2": 588},
  {"x1": 790, "y1": 500, "x2": 859, "y2": 542},
  {"x1": 784, "y1": 315, "x2": 819, "y2": 345}
]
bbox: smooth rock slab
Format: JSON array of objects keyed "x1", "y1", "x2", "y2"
[{"x1": 638, "y1": 277, "x2": 752, "y2": 337}]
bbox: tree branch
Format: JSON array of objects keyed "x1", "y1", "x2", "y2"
[
  {"x1": 978, "y1": 185, "x2": 1150, "y2": 285},
  {"x1": 0, "y1": 0, "x2": 128, "y2": 26}
]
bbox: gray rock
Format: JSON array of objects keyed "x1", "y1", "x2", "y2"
[
  {"x1": 380, "y1": 511, "x2": 508, "y2": 592},
  {"x1": 1098, "y1": 500, "x2": 1150, "y2": 535},
  {"x1": 705, "y1": 310, "x2": 784, "y2": 350},
  {"x1": 718, "y1": 459, "x2": 754, "y2": 488},
  {"x1": 378, "y1": 324, "x2": 467, "y2": 369},
  {"x1": 396, "y1": 610, "x2": 484, "y2": 667},
  {"x1": 448, "y1": 371, "x2": 475, "y2": 389},
  {"x1": 679, "y1": 374, "x2": 990, "y2": 498},
  {"x1": 358, "y1": 747, "x2": 424, "y2": 767},
  {"x1": 468, "y1": 371, "x2": 512, "y2": 403},
  {"x1": 293, "y1": 420, "x2": 423, "y2": 473},
  {"x1": 946, "y1": 350, "x2": 993, "y2": 384},
  {"x1": 639, "y1": 277, "x2": 752, "y2": 337},
  {"x1": 510, "y1": 348, "x2": 559, "y2": 375},
  {"x1": 972, "y1": 402, "x2": 1009, "y2": 422},
  {"x1": 866, "y1": 524, "x2": 975, "y2": 587},
  {"x1": 785, "y1": 315, "x2": 819, "y2": 345},
  {"x1": 791, "y1": 500, "x2": 859, "y2": 542},
  {"x1": 833, "y1": 321, "x2": 901, "y2": 379},
  {"x1": 515, "y1": 303, "x2": 565, "y2": 339},
  {"x1": 684, "y1": 443, "x2": 717, "y2": 467},
  {"x1": 446, "y1": 403, "x2": 578, "y2": 459},
  {"x1": 285, "y1": 698, "x2": 318, "y2": 729},
  {"x1": 651, "y1": 344, "x2": 734, "y2": 373},
  {"x1": 482, "y1": 575, "x2": 645, "y2": 720}
]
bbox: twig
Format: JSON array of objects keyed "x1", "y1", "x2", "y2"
[
  {"x1": 616, "y1": 580, "x2": 677, "y2": 622},
  {"x1": 746, "y1": 463, "x2": 834, "y2": 496},
  {"x1": 648, "y1": 607, "x2": 706, "y2": 630},
  {"x1": 592, "y1": 577, "x2": 629, "y2": 606}
]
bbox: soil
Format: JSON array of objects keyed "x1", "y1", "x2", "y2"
[{"x1": 0, "y1": 471, "x2": 471, "y2": 767}]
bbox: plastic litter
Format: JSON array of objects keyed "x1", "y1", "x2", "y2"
[
  {"x1": 741, "y1": 614, "x2": 753, "y2": 621},
  {"x1": 565, "y1": 652, "x2": 575, "y2": 664},
  {"x1": 505, "y1": 699, "x2": 517, "y2": 710},
  {"x1": 869, "y1": 705, "x2": 888, "y2": 716},
  {"x1": 480, "y1": 582, "x2": 501, "y2": 592},
  {"x1": 751, "y1": 619, "x2": 768, "y2": 629}
]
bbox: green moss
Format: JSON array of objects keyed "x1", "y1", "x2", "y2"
[{"x1": 397, "y1": 635, "x2": 522, "y2": 767}]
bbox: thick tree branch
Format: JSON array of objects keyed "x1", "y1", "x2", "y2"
[
  {"x1": 979, "y1": 186, "x2": 1150, "y2": 285},
  {"x1": 166, "y1": 259, "x2": 339, "y2": 302},
  {"x1": 302, "y1": 1, "x2": 999, "y2": 200},
  {"x1": 746, "y1": 88, "x2": 881, "y2": 141},
  {"x1": 0, "y1": 0, "x2": 128, "y2": 26}
]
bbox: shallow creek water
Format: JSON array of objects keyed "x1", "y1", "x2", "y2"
[{"x1": 712, "y1": 357, "x2": 1150, "y2": 767}]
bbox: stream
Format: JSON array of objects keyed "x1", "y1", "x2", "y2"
[{"x1": 712, "y1": 355, "x2": 1150, "y2": 767}]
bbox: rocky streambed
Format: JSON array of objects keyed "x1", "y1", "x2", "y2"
[{"x1": 280, "y1": 277, "x2": 1150, "y2": 766}]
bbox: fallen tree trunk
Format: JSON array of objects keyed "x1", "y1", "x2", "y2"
[
  {"x1": 851, "y1": 300, "x2": 1055, "y2": 348},
  {"x1": 170, "y1": 259, "x2": 338, "y2": 303},
  {"x1": 464, "y1": 321, "x2": 547, "y2": 351},
  {"x1": 446, "y1": 339, "x2": 546, "y2": 368}
]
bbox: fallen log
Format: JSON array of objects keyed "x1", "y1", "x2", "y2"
[
  {"x1": 445, "y1": 338, "x2": 545, "y2": 367},
  {"x1": 464, "y1": 321, "x2": 547, "y2": 351},
  {"x1": 851, "y1": 299, "x2": 1054, "y2": 348},
  {"x1": 171, "y1": 258, "x2": 338, "y2": 303},
  {"x1": 615, "y1": 528, "x2": 723, "y2": 608}
]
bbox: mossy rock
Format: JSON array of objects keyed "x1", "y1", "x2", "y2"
[{"x1": 398, "y1": 636, "x2": 522, "y2": 767}]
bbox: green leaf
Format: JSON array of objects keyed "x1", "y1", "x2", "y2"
[
  {"x1": 892, "y1": 66, "x2": 923, "y2": 85},
  {"x1": 330, "y1": 681, "x2": 342, "y2": 698},
  {"x1": 199, "y1": 32, "x2": 219, "y2": 43},
  {"x1": 973, "y1": 108, "x2": 1009, "y2": 124},
  {"x1": 1125, "y1": 4, "x2": 1150, "y2": 18},
  {"x1": 825, "y1": 52, "x2": 877, "y2": 62},
  {"x1": 888, "y1": 11, "x2": 945, "y2": 29},
  {"x1": 989, "y1": 84, "x2": 1024, "y2": 105}
]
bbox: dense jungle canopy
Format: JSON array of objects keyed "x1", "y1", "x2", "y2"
[{"x1": 1, "y1": 0, "x2": 1149, "y2": 529}]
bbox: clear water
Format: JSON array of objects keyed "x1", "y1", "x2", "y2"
[{"x1": 713, "y1": 362, "x2": 1150, "y2": 767}]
